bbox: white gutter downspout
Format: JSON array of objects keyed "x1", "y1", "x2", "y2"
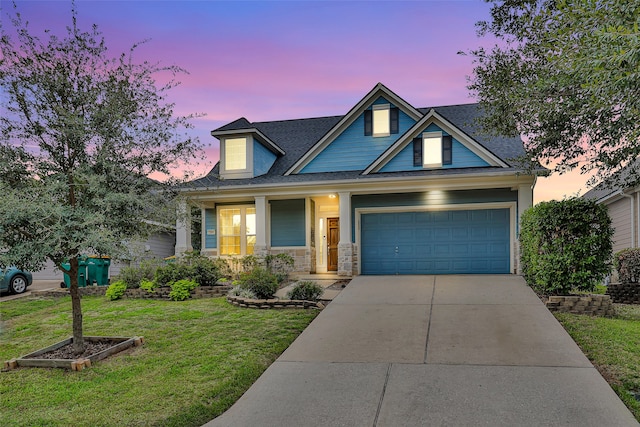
[{"x1": 620, "y1": 192, "x2": 635, "y2": 248}]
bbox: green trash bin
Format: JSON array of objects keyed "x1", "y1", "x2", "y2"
[
  {"x1": 87, "y1": 256, "x2": 111, "y2": 286},
  {"x1": 61, "y1": 256, "x2": 88, "y2": 288}
]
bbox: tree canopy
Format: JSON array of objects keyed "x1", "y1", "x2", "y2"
[
  {"x1": 467, "y1": 0, "x2": 640, "y2": 188},
  {"x1": 0, "y1": 4, "x2": 203, "y2": 352}
]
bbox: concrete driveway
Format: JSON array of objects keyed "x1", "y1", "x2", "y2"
[{"x1": 205, "y1": 275, "x2": 638, "y2": 426}]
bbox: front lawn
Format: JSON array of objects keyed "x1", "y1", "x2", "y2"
[
  {"x1": 555, "y1": 304, "x2": 640, "y2": 421},
  {"x1": 0, "y1": 295, "x2": 318, "y2": 426}
]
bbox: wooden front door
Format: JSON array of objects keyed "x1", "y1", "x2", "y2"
[{"x1": 327, "y1": 217, "x2": 339, "y2": 272}]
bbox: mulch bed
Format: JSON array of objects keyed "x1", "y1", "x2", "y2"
[{"x1": 23, "y1": 339, "x2": 118, "y2": 360}]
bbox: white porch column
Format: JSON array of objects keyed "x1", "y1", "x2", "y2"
[
  {"x1": 254, "y1": 196, "x2": 268, "y2": 257},
  {"x1": 175, "y1": 198, "x2": 193, "y2": 257},
  {"x1": 517, "y1": 183, "x2": 534, "y2": 274},
  {"x1": 338, "y1": 191, "x2": 353, "y2": 276}
]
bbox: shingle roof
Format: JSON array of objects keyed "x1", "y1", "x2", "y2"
[{"x1": 188, "y1": 103, "x2": 530, "y2": 189}]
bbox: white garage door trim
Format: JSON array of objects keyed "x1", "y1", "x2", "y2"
[{"x1": 355, "y1": 202, "x2": 517, "y2": 275}]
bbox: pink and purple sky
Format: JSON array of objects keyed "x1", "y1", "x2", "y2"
[{"x1": 5, "y1": 0, "x2": 592, "y2": 202}]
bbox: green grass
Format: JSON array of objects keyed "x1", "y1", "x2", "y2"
[
  {"x1": 555, "y1": 304, "x2": 640, "y2": 421},
  {"x1": 0, "y1": 295, "x2": 318, "y2": 426}
]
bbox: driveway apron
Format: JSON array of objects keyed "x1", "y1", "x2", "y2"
[{"x1": 204, "y1": 275, "x2": 638, "y2": 426}]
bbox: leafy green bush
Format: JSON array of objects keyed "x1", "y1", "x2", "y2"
[
  {"x1": 614, "y1": 248, "x2": 640, "y2": 283},
  {"x1": 106, "y1": 280, "x2": 127, "y2": 301},
  {"x1": 140, "y1": 279, "x2": 157, "y2": 293},
  {"x1": 155, "y1": 253, "x2": 222, "y2": 287},
  {"x1": 519, "y1": 198, "x2": 613, "y2": 295},
  {"x1": 265, "y1": 253, "x2": 295, "y2": 283},
  {"x1": 237, "y1": 267, "x2": 279, "y2": 299},
  {"x1": 169, "y1": 279, "x2": 198, "y2": 301},
  {"x1": 286, "y1": 281, "x2": 324, "y2": 301},
  {"x1": 114, "y1": 259, "x2": 163, "y2": 289}
]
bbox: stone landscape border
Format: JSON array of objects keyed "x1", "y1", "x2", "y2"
[
  {"x1": 35, "y1": 285, "x2": 233, "y2": 299},
  {"x1": 226, "y1": 295, "x2": 325, "y2": 310},
  {"x1": 4, "y1": 336, "x2": 144, "y2": 371},
  {"x1": 544, "y1": 294, "x2": 614, "y2": 317},
  {"x1": 606, "y1": 283, "x2": 640, "y2": 304}
]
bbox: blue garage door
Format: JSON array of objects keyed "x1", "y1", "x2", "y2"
[{"x1": 361, "y1": 209, "x2": 510, "y2": 275}]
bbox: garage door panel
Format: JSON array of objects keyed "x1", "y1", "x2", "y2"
[{"x1": 361, "y1": 209, "x2": 510, "y2": 275}]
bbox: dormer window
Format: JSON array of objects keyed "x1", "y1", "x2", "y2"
[
  {"x1": 220, "y1": 136, "x2": 253, "y2": 179},
  {"x1": 225, "y1": 138, "x2": 247, "y2": 170},
  {"x1": 413, "y1": 132, "x2": 453, "y2": 168},
  {"x1": 364, "y1": 104, "x2": 399, "y2": 137}
]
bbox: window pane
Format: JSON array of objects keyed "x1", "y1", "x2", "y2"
[
  {"x1": 373, "y1": 107, "x2": 390, "y2": 135},
  {"x1": 225, "y1": 138, "x2": 246, "y2": 170},
  {"x1": 423, "y1": 136, "x2": 443, "y2": 167},
  {"x1": 220, "y1": 208, "x2": 241, "y2": 255}
]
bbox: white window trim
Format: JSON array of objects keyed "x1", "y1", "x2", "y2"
[
  {"x1": 422, "y1": 131, "x2": 443, "y2": 168},
  {"x1": 220, "y1": 136, "x2": 254, "y2": 179},
  {"x1": 217, "y1": 205, "x2": 256, "y2": 256},
  {"x1": 372, "y1": 104, "x2": 391, "y2": 137}
]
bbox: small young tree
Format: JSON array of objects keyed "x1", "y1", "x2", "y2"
[
  {"x1": 519, "y1": 198, "x2": 613, "y2": 295},
  {"x1": 0, "y1": 4, "x2": 203, "y2": 353}
]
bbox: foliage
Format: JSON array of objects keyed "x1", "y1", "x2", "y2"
[
  {"x1": 265, "y1": 253, "x2": 295, "y2": 284},
  {"x1": 169, "y1": 279, "x2": 198, "y2": 301},
  {"x1": 286, "y1": 281, "x2": 324, "y2": 301},
  {"x1": 139, "y1": 279, "x2": 158, "y2": 293},
  {"x1": 228, "y1": 286, "x2": 258, "y2": 299},
  {"x1": 0, "y1": 5, "x2": 202, "y2": 352},
  {"x1": 614, "y1": 248, "x2": 640, "y2": 284},
  {"x1": 105, "y1": 280, "x2": 127, "y2": 301},
  {"x1": 519, "y1": 198, "x2": 613, "y2": 295},
  {"x1": 155, "y1": 253, "x2": 222, "y2": 287},
  {"x1": 237, "y1": 268, "x2": 279, "y2": 299},
  {"x1": 0, "y1": 296, "x2": 317, "y2": 426},
  {"x1": 466, "y1": 0, "x2": 640, "y2": 188},
  {"x1": 114, "y1": 259, "x2": 163, "y2": 289}
]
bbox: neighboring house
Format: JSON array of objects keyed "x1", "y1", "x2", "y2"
[
  {"x1": 178, "y1": 83, "x2": 538, "y2": 276},
  {"x1": 583, "y1": 181, "x2": 639, "y2": 254},
  {"x1": 31, "y1": 232, "x2": 176, "y2": 281}
]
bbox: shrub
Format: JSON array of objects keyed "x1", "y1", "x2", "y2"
[
  {"x1": 169, "y1": 279, "x2": 198, "y2": 301},
  {"x1": 237, "y1": 267, "x2": 279, "y2": 299},
  {"x1": 519, "y1": 198, "x2": 613, "y2": 295},
  {"x1": 286, "y1": 281, "x2": 324, "y2": 301},
  {"x1": 106, "y1": 280, "x2": 127, "y2": 301},
  {"x1": 155, "y1": 253, "x2": 222, "y2": 287},
  {"x1": 227, "y1": 286, "x2": 257, "y2": 299},
  {"x1": 114, "y1": 259, "x2": 162, "y2": 289},
  {"x1": 614, "y1": 248, "x2": 640, "y2": 283},
  {"x1": 140, "y1": 279, "x2": 157, "y2": 293},
  {"x1": 265, "y1": 253, "x2": 295, "y2": 283}
]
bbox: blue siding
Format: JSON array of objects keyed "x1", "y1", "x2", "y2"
[
  {"x1": 204, "y1": 208, "x2": 217, "y2": 249},
  {"x1": 351, "y1": 189, "x2": 517, "y2": 242},
  {"x1": 270, "y1": 199, "x2": 306, "y2": 246},
  {"x1": 380, "y1": 124, "x2": 490, "y2": 172},
  {"x1": 300, "y1": 97, "x2": 416, "y2": 173},
  {"x1": 253, "y1": 140, "x2": 277, "y2": 177},
  {"x1": 361, "y1": 209, "x2": 511, "y2": 274}
]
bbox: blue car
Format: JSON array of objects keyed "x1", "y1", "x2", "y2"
[{"x1": 0, "y1": 267, "x2": 33, "y2": 294}]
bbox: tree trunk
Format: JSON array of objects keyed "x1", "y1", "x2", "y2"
[{"x1": 68, "y1": 256, "x2": 85, "y2": 354}]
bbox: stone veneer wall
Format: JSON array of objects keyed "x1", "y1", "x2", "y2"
[
  {"x1": 268, "y1": 247, "x2": 311, "y2": 273},
  {"x1": 352, "y1": 243, "x2": 359, "y2": 276},
  {"x1": 607, "y1": 283, "x2": 640, "y2": 304},
  {"x1": 545, "y1": 295, "x2": 614, "y2": 317}
]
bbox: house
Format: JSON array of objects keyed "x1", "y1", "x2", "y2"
[
  {"x1": 177, "y1": 83, "x2": 537, "y2": 276},
  {"x1": 583, "y1": 179, "x2": 640, "y2": 254}
]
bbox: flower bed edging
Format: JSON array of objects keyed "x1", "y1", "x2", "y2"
[
  {"x1": 4, "y1": 336, "x2": 144, "y2": 371},
  {"x1": 35, "y1": 285, "x2": 233, "y2": 300},
  {"x1": 544, "y1": 294, "x2": 614, "y2": 317},
  {"x1": 606, "y1": 283, "x2": 640, "y2": 304},
  {"x1": 227, "y1": 295, "x2": 325, "y2": 310}
]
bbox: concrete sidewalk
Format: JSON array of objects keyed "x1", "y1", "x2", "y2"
[{"x1": 204, "y1": 275, "x2": 638, "y2": 426}]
